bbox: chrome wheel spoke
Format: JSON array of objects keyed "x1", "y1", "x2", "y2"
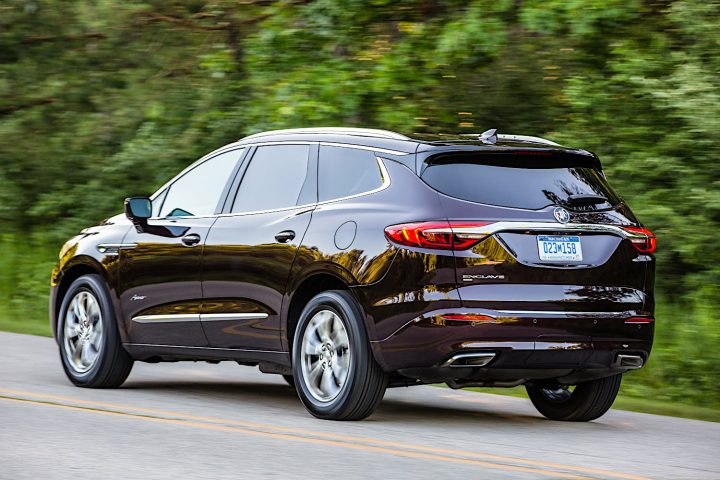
[
  {"x1": 307, "y1": 360, "x2": 324, "y2": 387},
  {"x1": 303, "y1": 323, "x2": 323, "y2": 355},
  {"x1": 330, "y1": 321, "x2": 349, "y2": 349},
  {"x1": 320, "y1": 368, "x2": 339, "y2": 398},
  {"x1": 70, "y1": 339, "x2": 83, "y2": 364},
  {"x1": 317, "y1": 311, "x2": 333, "y2": 341},
  {"x1": 80, "y1": 341, "x2": 93, "y2": 366},
  {"x1": 90, "y1": 325, "x2": 103, "y2": 349},
  {"x1": 65, "y1": 317, "x2": 80, "y2": 338}
]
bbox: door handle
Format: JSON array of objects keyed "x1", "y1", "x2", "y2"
[
  {"x1": 181, "y1": 233, "x2": 202, "y2": 247},
  {"x1": 274, "y1": 230, "x2": 296, "y2": 243}
]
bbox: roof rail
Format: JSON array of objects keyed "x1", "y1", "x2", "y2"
[
  {"x1": 496, "y1": 134, "x2": 561, "y2": 147},
  {"x1": 240, "y1": 127, "x2": 410, "y2": 142}
]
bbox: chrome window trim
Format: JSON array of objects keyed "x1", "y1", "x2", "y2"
[
  {"x1": 160, "y1": 156, "x2": 392, "y2": 220},
  {"x1": 131, "y1": 314, "x2": 201, "y2": 323},
  {"x1": 147, "y1": 142, "x2": 397, "y2": 220},
  {"x1": 149, "y1": 140, "x2": 405, "y2": 203},
  {"x1": 200, "y1": 313, "x2": 269, "y2": 321}
]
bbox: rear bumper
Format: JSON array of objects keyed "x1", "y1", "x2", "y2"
[{"x1": 372, "y1": 307, "x2": 653, "y2": 383}]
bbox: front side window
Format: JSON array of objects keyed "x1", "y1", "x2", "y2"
[
  {"x1": 318, "y1": 146, "x2": 384, "y2": 202},
  {"x1": 231, "y1": 144, "x2": 311, "y2": 213},
  {"x1": 159, "y1": 149, "x2": 242, "y2": 217}
]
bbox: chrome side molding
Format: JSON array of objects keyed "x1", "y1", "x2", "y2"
[
  {"x1": 131, "y1": 312, "x2": 269, "y2": 324},
  {"x1": 131, "y1": 314, "x2": 200, "y2": 323},
  {"x1": 200, "y1": 313, "x2": 268, "y2": 321}
]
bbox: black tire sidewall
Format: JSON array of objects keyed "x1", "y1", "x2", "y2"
[
  {"x1": 526, "y1": 374, "x2": 622, "y2": 422},
  {"x1": 292, "y1": 290, "x2": 372, "y2": 419},
  {"x1": 57, "y1": 274, "x2": 121, "y2": 386}
]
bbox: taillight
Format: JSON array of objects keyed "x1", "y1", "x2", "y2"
[
  {"x1": 621, "y1": 226, "x2": 656, "y2": 254},
  {"x1": 384, "y1": 221, "x2": 491, "y2": 250}
]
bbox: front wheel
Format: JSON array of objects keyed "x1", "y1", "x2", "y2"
[
  {"x1": 292, "y1": 290, "x2": 387, "y2": 420},
  {"x1": 57, "y1": 274, "x2": 133, "y2": 388},
  {"x1": 525, "y1": 374, "x2": 622, "y2": 422}
]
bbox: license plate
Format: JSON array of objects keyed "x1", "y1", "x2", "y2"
[{"x1": 537, "y1": 235, "x2": 583, "y2": 261}]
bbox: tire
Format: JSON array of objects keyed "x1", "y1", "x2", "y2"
[
  {"x1": 57, "y1": 274, "x2": 133, "y2": 388},
  {"x1": 282, "y1": 375, "x2": 295, "y2": 387},
  {"x1": 525, "y1": 374, "x2": 622, "y2": 422},
  {"x1": 292, "y1": 290, "x2": 387, "y2": 420}
]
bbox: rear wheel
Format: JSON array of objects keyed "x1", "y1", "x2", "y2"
[
  {"x1": 57, "y1": 274, "x2": 133, "y2": 388},
  {"x1": 292, "y1": 290, "x2": 387, "y2": 420},
  {"x1": 525, "y1": 374, "x2": 622, "y2": 422}
]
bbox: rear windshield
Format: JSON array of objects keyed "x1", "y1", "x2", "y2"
[{"x1": 420, "y1": 152, "x2": 622, "y2": 210}]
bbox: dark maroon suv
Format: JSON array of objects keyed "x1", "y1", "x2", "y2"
[{"x1": 50, "y1": 128, "x2": 656, "y2": 421}]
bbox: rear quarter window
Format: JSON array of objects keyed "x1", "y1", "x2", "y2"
[
  {"x1": 420, "y1": 152, "x2": 622, "y2": 210},
  {"x1": 319, "y1": 145, "x2": 384, "y2": 202}
]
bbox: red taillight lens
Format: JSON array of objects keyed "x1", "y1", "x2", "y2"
[
  {"x1": 621, "y1": 226, "x2": 656, "y2": 254},
  {"x1": 625, "y1": 316, "x2": 655, "y2": 324},
  {"x1": 384, "y1": 221, "x2": 492, "y2": 251}
]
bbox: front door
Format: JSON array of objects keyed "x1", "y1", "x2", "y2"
[
  {"x1": 118, "y1": 148, "x2": 245, "y2": 346},
  {"x1": 201, "y1": 143, "x2": 317, "y2": 351}
]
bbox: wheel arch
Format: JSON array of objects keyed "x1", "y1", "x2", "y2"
[
  {"x1": 283, "y1": 272, "x2": 350, "y2": 354},
  {"x1": 51, "y1": 256, "x2": 115, "y2": 341}
]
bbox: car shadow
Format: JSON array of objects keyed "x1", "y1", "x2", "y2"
[{"x1": 120, "y1": 377, "x2": 594, "y2": 428}]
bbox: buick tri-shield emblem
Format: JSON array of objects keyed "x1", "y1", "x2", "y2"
[{"x1": 553, "y1": 207, "x2": 571, "y2": 224}]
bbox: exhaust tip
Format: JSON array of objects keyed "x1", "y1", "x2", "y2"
[
  {"x1": 441, "y1": 352, "x2": 496, "y2": 368},
  {"x1": 617, "y1": 354, "x2": 644, "y2": 369}
]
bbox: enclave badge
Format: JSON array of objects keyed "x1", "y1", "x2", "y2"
[{"x1": 553, "y1": 207, "x2": 571, "y2": 224}]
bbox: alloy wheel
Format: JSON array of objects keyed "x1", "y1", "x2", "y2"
[
  {"x1": 300, "y1": 309, "x2": 351, "y2": 402},
  {"x1": 63, "y1": 290, "x2": 104, "y2": 374}
]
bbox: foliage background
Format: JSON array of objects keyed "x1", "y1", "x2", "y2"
[{"x1": 1, "y1": 0, "x2": 718, "y2": 410}]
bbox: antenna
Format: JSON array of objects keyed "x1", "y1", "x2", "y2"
[{"x1": 478, "y1": 129, "x2": 498, "y2": 145}]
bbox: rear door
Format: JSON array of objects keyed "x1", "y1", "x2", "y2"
[
  {"x1": 201, "y1": 143, "x2": 317, "y2": 351},
  {"x1": 419, "y1": 150, "x2": 652, "y2": 331},
  {"x1": 119, "y1": 148, "x2": 245, "y2": 346}
]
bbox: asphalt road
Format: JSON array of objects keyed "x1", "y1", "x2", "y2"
[{"x1": 1, "y1": 332, "x2": 718, "y2": 480}]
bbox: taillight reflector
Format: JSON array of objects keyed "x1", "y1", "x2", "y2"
[
  {"x1": 621, "y1": 226, "x2": 656, "y2": 254},
  {"x1": 384, "y1": 221, "x2": 492, "y2": 251},
  {"x1": 625, "y1": 317, "x2": 654, "y2": 324}
]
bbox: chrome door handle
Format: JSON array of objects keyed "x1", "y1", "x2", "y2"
[
  {"x1": 181, "y1": 233, "x2": 202, "y2": 247},
  {"x1": 274, "y1": 230, "x2": 296, "y2": 243}
]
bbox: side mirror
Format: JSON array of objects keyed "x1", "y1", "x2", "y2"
[{"x1": 124, "y1": 197, "x2": 152, "y2": 232}]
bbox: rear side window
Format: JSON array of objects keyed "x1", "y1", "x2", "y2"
[
  {"x1": 231, "y1": 144, "x2": 311, "y2": 213},
  {"x1": 319, "y1": 146, "x2": 384, "y2": 202},
  {"x1": 420, "y1": 152, "x2": 622, "y2": 210}
]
